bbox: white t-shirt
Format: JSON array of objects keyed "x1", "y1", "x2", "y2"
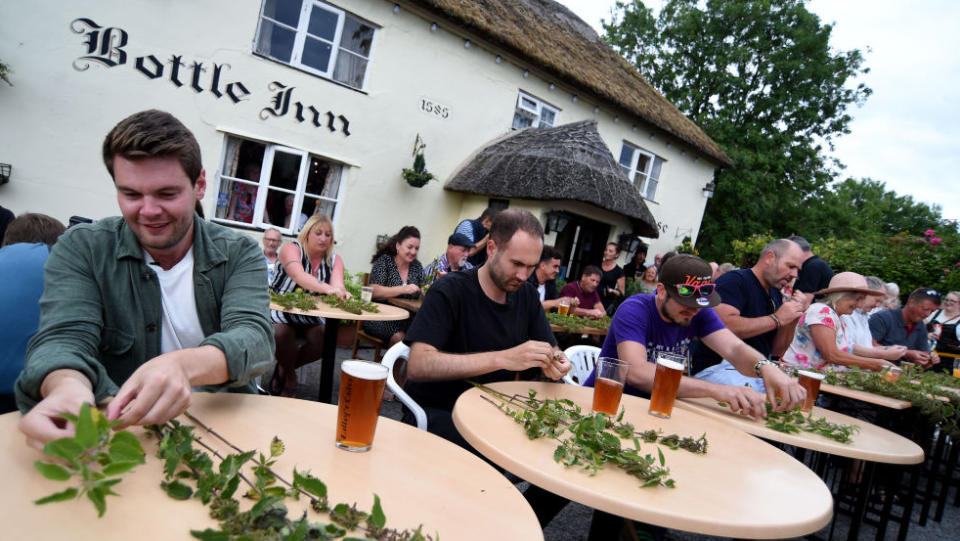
[
  {"x1": 145, "y1": 247, "x2": 205, "y2": 354},
  {"x1": 537, "y1": 283, "x2": 546, "y2": 302},
  {"x1": 841, "y1": 309, "x2": 873, "y2": 348}
]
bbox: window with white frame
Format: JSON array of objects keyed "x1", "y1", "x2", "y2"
[
  {"x1": 511, "y1": 91, "x2": 559, "y2": 130},
  {"x1": 618, "y1": 142, "x2": 665, "y2": 201},
  {"x1": 254, "y1": 0, "x2": 377, "y2": 90},
  {"x1": 213, "y1": 135, "x2": 344, "y2": 234}
]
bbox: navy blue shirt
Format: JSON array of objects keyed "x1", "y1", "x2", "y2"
[
  {"x1": 869, "y1": 308, "x2": 930, "y2": 360},
  {"x1": 691, "y1": 269, "x2": 782, "y2": 374}
]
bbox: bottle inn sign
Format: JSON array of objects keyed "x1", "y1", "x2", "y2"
[{"x1": 70, "y1": 18, "x2": 351, "y2": 136}]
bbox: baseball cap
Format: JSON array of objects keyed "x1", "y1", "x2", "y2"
[
  {"x1": 448, "y1": 232, "x2": 473, "y2": 248},
  {"x1": 659, "y1": 254, "x2": 721, "y2": 308}
]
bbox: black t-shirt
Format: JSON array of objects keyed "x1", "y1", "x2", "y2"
[
  {"x1": 526, "y1": 271, "x2": 558, "y2": 303},
  {"x1": 691, "y1": 268, "x2": 783, "y2": 374},
  {"x1": 599, "y1": 264, "x2": 625, "y2": 306},
  {"x1": 624, "y1": 261, "x2": 646, "y2": 281},
  {"x1": 404, "y1": 267, "x2": 557, "y2": 411},
  {"x1": 795, "y1": 255, "x2": 834, "y2": 294}
]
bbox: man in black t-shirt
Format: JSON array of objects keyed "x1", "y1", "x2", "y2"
[
  {"x1": 405, "y1": 209, "x2": 571, "y2": 443},
  {"x1": 788, "y1": 235, "x2": 834, "y2": 295},
  {"x1": 527, "y1": 245, "x2": 574, "y2": 312},
  {"x1": 691, "y1": 238, "x2": 808, "y2": 375}
]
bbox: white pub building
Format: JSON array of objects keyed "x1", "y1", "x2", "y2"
[{"x1": 0, "y1": 0, "x2": 731, "y2": 277}]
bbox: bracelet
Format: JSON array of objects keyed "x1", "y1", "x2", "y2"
[
  {"x1": 769, "y1": 313, "x2": 782, "y2": 329},
  {"x1": 754, "y1": 359, "x2": 778, "y2": 378}
]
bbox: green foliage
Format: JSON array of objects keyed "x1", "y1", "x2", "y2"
[
  {"x1": 476, "y1": 385, "x2": 710, "y2": 489},
  {"x1": 760, "y1": 403, "x2": 860, "y2": 443},
  {"x1": 402, "y1": 153, "x2": 434, "y2": 188},
  {"x1": 33, "y1": 403, "x2": 146, "y2": 517},
  {"x1": 148, "y1": 420, "x2": 439, "y2": 540},
  {"x1": 604, "y1": 0, "x2": 873, "y2": 259},
  {"x1": 546, "y1": 313, "x2": 611, "y2": 333},
  {"x1": 271, "y1": 288, "x2": 380, "y2": 315},
  {"x1": 674, "y1": 236, "x2": 697, "y2": 255}
]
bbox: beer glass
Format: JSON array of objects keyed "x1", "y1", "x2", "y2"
[
  {"x1": 882, "y1": 365, "x2": 902, "y2": 383},
  {"x1": 649, "y1": 352, "x2": 686, "y2": 418},
  {"x1": 360, "y1": 286, "x2": 373, "y2": 304},
  {"x1": 797, "y1": 370, "x2": 825, "y2": 412},
  {"x1": 335, "y1": 360, "x2": 388, "y2": 452},
  {"x1": 953, "y1": 358, "x2": 960, "y2": 378},
  {"x1": 557, "y1": 299, "x2": 570, "y2": 316},
  {"x1": 592, "y1": 357, "x2": 630, "y2": 415}
]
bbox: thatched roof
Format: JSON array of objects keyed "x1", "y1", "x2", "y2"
[
  {"x1": 445, "y1": 120, "x2": 660, "y2": 238},
  {"x1": 403, "y1": 0, "x2": 733, "y2": 167}
]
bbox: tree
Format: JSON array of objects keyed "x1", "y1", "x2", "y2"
[
  {"x1": 0, "y1": 57, "x2": 12, "y2": 86},
  {"x1": 604, "y1": 0, "x2": 871, "y2": 259}
]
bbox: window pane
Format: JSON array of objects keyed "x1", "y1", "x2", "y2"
[
  {"x1": 635, "y1": 153, "x2": 651, "y2": 175},
  {"x1": 333, "y1": 50, "x2": 367, "y2": 88},
  {"x1": 618, "y1": 145, "x2": 634, "y2": 167},
  {"x1": 645, "y1": 178, "x2": 658, "y2": 200},
  {"x1": 269, "y1": 151, "x2": 302, "y2": 191},
  {"x1": 256, "y1": 20, "x2": 296, "y2": 62},
  {"x1": 512, "y1": 112, "x2": 534, "y2": 130},
  {"x1": 302, "y1": 37, "x2": 333, "y2": 71},
  {"x1": 520, "y1": 96, "x2": 538, "y2": 110},
  {"x1": 224, "y1": 181, "x2": 259, "y2": 224},
  {"x1": 340, "y1": 16, "x2": 374, "y2": 57},
  {"x1": 620, "y1": 165, "x2": 632, "y2": 180},
  {"x1": 263, "y1": 0, "x2": 303, "y2": 27},
  {"x1": 539, "y1": 108, "x2": 556, "y2": 128},
  {"x1": 304, "y1": 158, "x2": 342, "y2": 198},
  {"x1": 650, "y1": 156, "x2": 663, "y2": 181},
  {"x1": 307, "y1": 6, "x2": 339, "y2": 40},
  {"x1": 262, "y1": 189, "x2": 304, "y2": 231}
]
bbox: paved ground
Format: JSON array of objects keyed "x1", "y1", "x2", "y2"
[{"x1": 274, "y1": 347, "x2": 960, "y2": 541}]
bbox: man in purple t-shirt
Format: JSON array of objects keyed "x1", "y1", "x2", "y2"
[{"x1": 585, "y1": 254, "x2": 805, "y2": 417}]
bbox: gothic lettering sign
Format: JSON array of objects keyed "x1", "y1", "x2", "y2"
[{"x1": 70, "y1": 18, "x2": 351, "y2": 137}]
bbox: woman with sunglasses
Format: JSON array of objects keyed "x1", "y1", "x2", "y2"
[
  {"x1": 782, "y1": 272, "x2": 899, "y2": 372},
  {"x1": 925, "y1": 291, "x2": 960, "y2": 357}
]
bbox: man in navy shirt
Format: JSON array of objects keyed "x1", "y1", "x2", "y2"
[
  {"x1": 586, "y1": 254, "x2": 805, "y2": 416},
  {"x1": 692, "y1": 239, "x2": 809, "y2": 377},
  {"x1": 870, "y1": 288, "x2": 941, "y2": 368}
]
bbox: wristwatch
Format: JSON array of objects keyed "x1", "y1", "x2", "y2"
[{"x1": 754, "y1": 359, "x2": 778, "y2": 378}]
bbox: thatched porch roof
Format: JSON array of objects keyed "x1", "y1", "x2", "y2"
[
  {"x1": 445, "y1": 120, "x2": 660, "y2": 238},
  {"x1": 404, "y1": 0, "x2": 732, "y2": 167}
]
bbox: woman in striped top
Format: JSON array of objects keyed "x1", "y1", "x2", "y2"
[{"x1": 269, "y1": 214, "x2": 346, "y2": 397}]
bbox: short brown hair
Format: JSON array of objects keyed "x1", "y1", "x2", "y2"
[
  {"x1": 2, "y1": 213, "x2": 66, "y2": 248},
  {"x1": 582, "y1": 265, "x2": 602, "y2": 278},
  {"x1": 102, "y1": 109, "x2": 202, "y2": 184},
  {"x1": 489, "y1": 208, "x2": 543, "y2": 247},
  {"x1": 907, "y1": 288, "x2": 941, "y2": 305}
]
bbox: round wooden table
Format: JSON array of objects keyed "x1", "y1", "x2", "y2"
[
  {"x1": 270, "y1": 300, "x2": 408, "y2": 403},
  {"x1": 675, "y1": 397, "x2": 923, "y2": 464},
  {"x1": 818, "y1": 383, "x2": 912, "y2": 410},
  {"x1": 453, "y1": 381, "x2": 833, "y2": 538},
  {"x1": 1, "y1": 393, "x2": 542, "y2": 541}
]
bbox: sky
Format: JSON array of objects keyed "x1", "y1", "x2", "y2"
[{"x1": 557, "y1": 0, "x2": 960, "y2": 222}]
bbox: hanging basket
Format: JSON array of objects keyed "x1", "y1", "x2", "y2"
[{"x1": 402, "y1": 152, "x2": 434, "y2": 188}]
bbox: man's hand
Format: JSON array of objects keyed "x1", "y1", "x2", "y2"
[
  {"x1": 105, "y1": 352, "x2": 193, "y2": 429},
  {"x1": 713, "y1": 384, "x2": 768, "y2": 419},
  {"x1": 904, "y1": 349, "x2": 934, "y2": 368},
  {"x1": 774, "y1": 299, "x2": 805, "y2": 326},
  {"x1": 928, "y1": 351, "x2": 941, "y2": 368},
  {"x1": 586, "y1": 308, "x2": 606, "y2": 319},
  {"x1": 501, "y1": 340, "x2": 557, "y2": 373},
  {"x1": 18, "y1": 370, "x2": 95, "y2": 452},
  {"x1": 544, "y1": 349, "x2": 572, "y2": 380},
  {"x1": 758, "y1": 364, "x2": 805, "y2": 411}
]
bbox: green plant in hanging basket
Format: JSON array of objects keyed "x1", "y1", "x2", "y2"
[{"x1": 402, "y1": 152, "x2": 434, "y2": 188}]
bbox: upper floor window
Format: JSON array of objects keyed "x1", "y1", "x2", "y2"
[
  {"x1": 511, "y1": 91, "x2": 559, "y2": 130},
  {"x1": 255, "y1": 0, "x2": 376, "y2": 90},
  {"x1": 213, "y1": 134, "x2": 344, "y2": 234},
  {"x1": 618, "y1": 142, "x2": 665, "y2": 201}
]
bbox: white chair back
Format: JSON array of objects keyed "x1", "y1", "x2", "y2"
[
  {"x1": 562, "y1": 345, "x2": 601, "y2": 385},
  {"x1": 381, "y1": 342, "x2": 427, "y2": 430}
]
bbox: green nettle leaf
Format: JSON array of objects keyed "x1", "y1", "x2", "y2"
[
  {"x1": 34, "y1": 487, "x2": 79, "y2": 505},
  {"x1": 57, "y1": 412, "x2": 79, "y2": 424},
  {"x1": 162, "y1": 480, "x2": 194, "y2": 500},
  {"x1": 249, "y1": 494, "x2": 282, "y2": 519},
  {"x1": 74, "y1": 402, "x2": 98, "y2": 449},
  {"x1": 102, "y1": 461, "x2": 141, "y2": 476},
  {"x1": 34, "y1": 461, "x2": 72, "y2": 481},
  {"x1": 367, "y1": 494, "x2": 386, "y2": 529},
  {"x1": 43, "y1": 437, "x2": 85, "y2": 463},
  {"x1": 109, "y1": 431, "x2": 145, "y2": 463},
  {"x1": 270, "y1": 436, "x2": 285, "y2": 457},
  {"x1": 293, "y1": 469, "x2": 328, "y2": 499},
  {"x1": 87, "y1": 487, "x2": 107, "y2": 517},
  {"x1": 190, "y1": 529, "x2": 231, "y2": 541}
]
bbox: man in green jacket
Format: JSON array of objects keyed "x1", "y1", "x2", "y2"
[{"x1": 16, "y1": 110, "x2": 274, "y2": 450}]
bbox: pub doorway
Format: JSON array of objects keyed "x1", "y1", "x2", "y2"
[{"x1": 552, "y1": 212, "x2": 611, "y2": 282}]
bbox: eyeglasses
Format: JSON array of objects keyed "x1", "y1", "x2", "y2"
[
  {"x1": 669, "y1": 282, "x2": 716, "y2": 297},
  {"x1": 944, "y1": 298, "x2": 959, "y2": 305}
]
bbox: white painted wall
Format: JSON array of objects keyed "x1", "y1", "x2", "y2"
[{"x1": 0, "y1": 0, "x2": 719, "y2": 270}]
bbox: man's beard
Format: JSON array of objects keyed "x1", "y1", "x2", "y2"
[
  {"x1": 489, "y1": 253, "x2": 523, "y2": 293},
  {"x1": 659, "y1": 298, "x2": 693, "y2": 326}
]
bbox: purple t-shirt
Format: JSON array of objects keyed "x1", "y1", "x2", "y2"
[{"x1": 585, "y1": 294, "x2": 726, "y2": 397}]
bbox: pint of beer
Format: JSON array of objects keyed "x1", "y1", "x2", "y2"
[
  {"x1": 797, "y1": 370, "x2": 825, "y2": 412},
  {"x1": 557, "y1": 300, "x2": 570, "y2": 315},
  {"x1": 648, "y1": 352, "x2": 686, "y2": 418},
  {"x1": 592, "y1": 357, "x2": 630, "y2": 415},
  {"x1": 335, "y1": 360, "x2": 388, "y2": 452}
]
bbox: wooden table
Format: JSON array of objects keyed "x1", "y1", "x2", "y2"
[
  {"x1": 453, "y1": 381, "x2": 833, "y2": 539},
  {"x1": 270, "y1": 301, "x2": 408, "y2": 403},
  {"x1": 387, "y1": 297, "x2": 422, "y2": 314},
  {"x1": 819, "y1": 383, "x2": 912, "y2": 410},
  {"x1": 1, "y1": 393, "x2": 542, "y2": 541},
  {"x1": 549, "y1": 324, "x2": 609, "y2": 337},
  {"x1": 675, "y1": 397, "x2": 923, "y2": 465}
]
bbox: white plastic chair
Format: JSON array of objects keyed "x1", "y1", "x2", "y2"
[
  {"x1": 381, "y1": 342, "x2": 428, "y2": 430},
  {"x1": 562, "y1": 345, "x2": 601, "y2": 385}
]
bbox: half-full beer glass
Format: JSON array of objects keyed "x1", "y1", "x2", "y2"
[
  {"x1": 797, "y1": 370, "x2": 825, "y2": 412},
  {"x1": 592, "y1": 357, "x2": 630, "y2": 415},
  {"x1": 335, "y1": 360, "x2": 388, "y2": 452},
  {"x1": 649, "y1": 352, "x2": 686, "y2": 418}
]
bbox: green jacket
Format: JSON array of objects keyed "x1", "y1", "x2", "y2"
[{"x1": 16, "y1": 215, "x2": 274, "y2": 410}]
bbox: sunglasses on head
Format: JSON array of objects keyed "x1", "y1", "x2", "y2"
[
  {"x1": 669, "y1": 282, "x2": 716, "y2": 297},
  {"x1": 925, "y1": 289, "x2": 941, "y2": 297}
]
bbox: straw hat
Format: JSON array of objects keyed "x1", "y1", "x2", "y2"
[{"x1": 814, "y1": 272, "x2": 885, "y2": 297}]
